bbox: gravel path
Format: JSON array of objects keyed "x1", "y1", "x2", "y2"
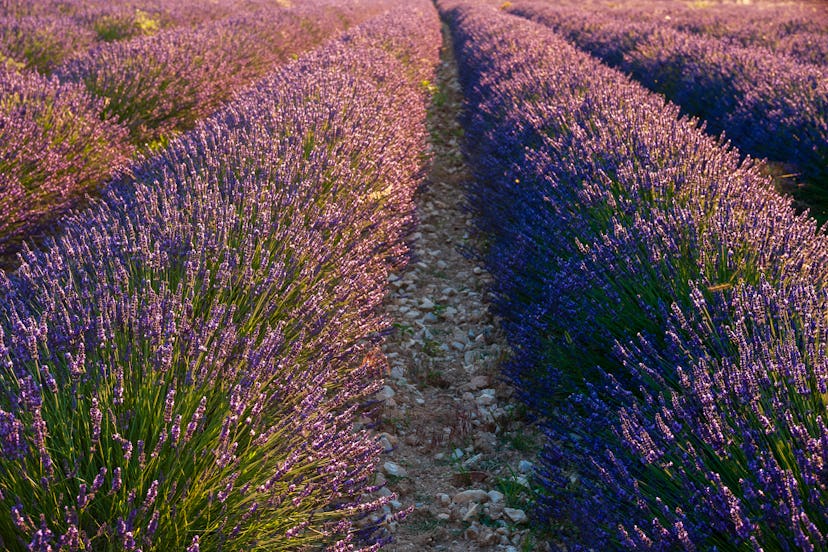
[{"x1": 366, "y1": 22, "x2": 545, "y2": 552}]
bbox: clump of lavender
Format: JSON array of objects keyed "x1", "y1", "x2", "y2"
[
  {"x1": 0, "y1": 2, "x2": 438, "y2": 549},
  {"x1": 55, "y1": 0, "x2": 392, "y2": 148},
  {"x1": 439, "y1": 0, "x2": 828, "y2": 547},
  {"x1": 0, "y1": 65, "x2": 130, "y2": 258},
  {"x1": 0, "y1": 16, "x2": 95, "y2": 73},
  {"x1": 603, "y1": 280, "x2": 828, "y2": 548},
  {"x1": 508, "y1": 1, "x2": 828, "y2": 190}
]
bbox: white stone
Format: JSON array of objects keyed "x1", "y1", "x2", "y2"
[
  {"x1": 504, "y1": 507, "x2": 527, "y2": 524},
  {"x1": 376, "y1": 385, "x2": 395, "y2": 401},
  {"x1": 383, "y1": 461, "x2": 407, "y2": 478},
  {"x1": 462, "y1": 502, "x2": 480, "y2": 521},
  {"x1": 487, "y1": 490, "x2": 505, "y2": 504}
]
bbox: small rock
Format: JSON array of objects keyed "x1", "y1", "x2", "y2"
[
  {"x1": 451, "y1": 448, "x2": 464, "y2": 460},
  {"x1": 436, "y1": 493, "x2": 451, "y2": 506},
  {"x1": 436, "y1": 260, "x2": 448, "y2": 269},
  {"x1": 487, "y1": 490, "x2": 505, "y2": 504},
  {"x1": 379, "y1": 435, "x2": 394, "y2": 453},
  {"x1": 383, "y1": 461, "x2": 407, "y2": 478},
  {"x1": 451, "y1": 341, "x2": 466, "y2": 351},
  {"x1": 452, "y1": 489, "x2": 489, "y2": 504},
  {"x1": 423, "y1": 313, "x2": 438, "y2": 323},
  {"x1": 462, "y1": 453, "x2": 483, "y2": 468},
  {"x1": 476, "y1": 389, "x2": 496, "y2": 406},
  {"x1": 518, "y1": 460, "x2": 534, "y2": 474},
  {"x1": 376, "y1": 385, "x2": 395, "y2": 401},
  {"x1": 468, "y1": 375, "x2": 489, "y2": 390},
  {"x1": 420, "y1": 298, "x2": 435, "y2": 310},
  {"x1": 437, "y1": 512, "x2": 451, "y2": 521},
  {"x1": 462, "y1": 502, "x2": 480, "y2": 522},
  {"x1": 504, "y1": 507, "x2": 527, "y2": 524}
]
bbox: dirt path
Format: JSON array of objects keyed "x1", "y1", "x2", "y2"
[{"x1": 366, "y1": 22, "x2": 545, "y2": 552}]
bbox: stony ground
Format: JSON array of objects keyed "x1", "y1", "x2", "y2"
[{"x1": 365, "y1": 23, "x2": 547, "y2": 552}]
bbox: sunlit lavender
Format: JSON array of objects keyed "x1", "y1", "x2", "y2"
[
  {"x1": 0, "y1": 1, "x2": 439, "y2": 549},
  {"x1": 440, "y1": 0, "x2": 828, "y2": 547}
]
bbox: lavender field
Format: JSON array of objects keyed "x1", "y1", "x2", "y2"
[{"x1": 0, "y1": 0, "x2": 827, "y2": 550}]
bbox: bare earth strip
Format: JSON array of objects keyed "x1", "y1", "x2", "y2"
[{"x1": 368, "y1": 22, "x2": 546, "y2": 552}]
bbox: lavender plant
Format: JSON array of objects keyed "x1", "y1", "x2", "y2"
[
  {"x1": 530, "y1": 0, "x2": 828, "y2": 67},
  {"x1": 55, "y1": 0, "x2": 388, "y2": 148},
  {"x1": 0, "y1": 2, "x2": 439, "y2": 549},
  {"x1": 0, "y1": 16, "x2": 95, "y2": 73},
  {"x1": 508, "y1": 2, "x2": 828, "y2": 193},
  {"x1": 0, "y1": 66, "x2": 130, "y2": 259},
  {"x1": 439, "y1": 0, "x2": 828, "y2": 547}
]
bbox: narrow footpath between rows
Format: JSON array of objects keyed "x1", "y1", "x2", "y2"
[{"x1": 367, "y1": 22, "x2": 546, "y2": 552}]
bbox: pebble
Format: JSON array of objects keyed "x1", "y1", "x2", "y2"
[
  {"x1": 376, "y1": 385, "x2": 395, "y2": 401},
  {"x1": 420, "y1": 298, "x2": 435, "y2": 310},
  {"x1": 476, "y1": 389, "x2": 496, "y2": 406},
  {"x1": 379, "y1": 435, "x2": 394, "y2": 453},
  {"x1": 504, "y1": 507, "x2": 528, "y2": 524},
  {"x1": 462, "y1": 502, "x2": 480, "y2": 521},
  {"x1": 452, "y1": 489, "x2": 489, "y2": 504},
  {"x1": 450, "y1": 448, "x2": 464, "y2": 460},
  {"x1": 487, "y1": 490, "x2": 505, "y2": 503},
  {"x1": 461, "y1": 453, "x2": 482, "y2": 468},
  {"x1": 436, "y1": 493, "x2": 451, "y2": 506},
  {"x1": 518, "y1": 460, "x2": 534, "y2": 474},
  {"x1": 468, "y1": 375, "x2": 489, "y2": 390},
  {"x1": 383, "y1": 461, "x2": 407, "y2": 478}
]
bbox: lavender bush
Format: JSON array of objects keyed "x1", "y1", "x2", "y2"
[
  {"x1": 439, "y1": 0, "x2": 828, "y2": 547},
  {"x1": 0, "y1": 1, "x2": 439, "y2": 549},
  {"x1": 55, "y1": 0, "x2": 387, "y2": 148},
  {"x1": 532, "y1": 0, "x2": 828, "y2": 67},
  {"x1": 0, "y1": 66, "x2": 130, "y2": 260},
  {"x1": 508, "y1": 1, "x2": 828, "y2": 193},
  {"x1": 0, "y1": 16, "x2": 95, "y2": 73}
]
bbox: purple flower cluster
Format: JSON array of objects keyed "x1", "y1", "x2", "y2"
[
  {"x1": 586, "y1": 1, "x2": 828, "y2": 67},
  {"x1": 0, "y1": 66, "x2": 130, "y2": 258},
  {"x1": 55, "y1": 0, "x2": 389, "y2": 147},
  {"x1": 0, "y1": 0, "x2": 388, "y2": 261},
  {"x1": 0, "y1": 16, "x2": 94, "y2": 72},
  {"x1": 508, "y1": 1, "x2": 828, "y2": 190},
  {"x1": 0, "y1": 1, "x2": 439, "y2": 549},
  {"x1": 439, "y1": 0, "x2": 828, "y2": 547}
]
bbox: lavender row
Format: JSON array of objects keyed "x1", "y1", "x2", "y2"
[
  {"x1": 0, "y1": 1, "x2": 245, "y2": 72},
  {"x1": 0, "y1": 2, "x2": 440, "y2": 549},
  {"x1": 55, "y1": 0, "x2": 383, "y2": 148},
  {"x1": 508, "y1": 1, "x2": 828, "y2": 193},
  {"x1": 0, "y1": 67, "x2": 130, "y2": 262},
  {"x1": 440, "y1": 0, "x2": 828, "y2": 547},
  {"x1": 0, "y1": 0, "x2": 377, "y2": 261},
  {"x1": 534, "y1": 0, "x2": 828, "y2": 67}
]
